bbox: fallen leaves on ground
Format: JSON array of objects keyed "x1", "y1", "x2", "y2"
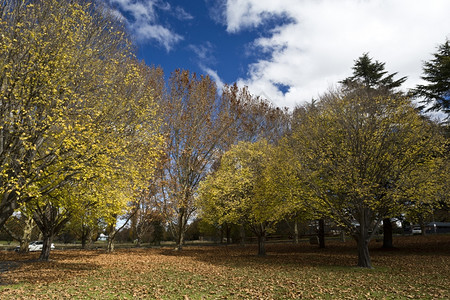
[{"x1": 0, "y1": 235, "x2": 449, "y2": 299}]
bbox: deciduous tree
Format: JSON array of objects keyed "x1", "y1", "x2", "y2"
[
  {"x1": 0, "y1": 0, "x2": 162, "y2": 259},
  {"x1": 198, "y1": 140, "x2": 296, "y2": 255},
  {"x1": 290, "y1": 89, "x2": 444, "y2": 268},
  {"x1": 156, "y1": 70, "x2": 237, "y2": 250}
]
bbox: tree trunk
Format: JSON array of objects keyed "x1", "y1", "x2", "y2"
[
  {"x1": 239, "y1": 224, "x2": 246, "y2": 247},
  {"x1": 106, "y1": 222, "x2": 116, "y2": 253},
  {"x1": 293, "y1": 219, "x2": 299, "y2": 244},
  {"x1": 107, "y1": 235, "x2": 115, "y2": 253},
  {"x1": 318, "y1": 218, "x2": 325, "y2": 248},
  {"x1": 34, "y1": 204, "x2": 69, "y2": 261},
  {"x1": 256, "y1": 223, "x2": 266, "y2": 256},
  {"x1": 382, "y1": 218, "x2": 394, "y2": 248},
  {"x1": 19, "y1": 217, "x2": 34, "y2": 253},
  {"x1": 4, "y1": 214, "x2": 34, "y2": 253},
  {"x1": 225, "y1": 223, "x2": 231, "y2": 244},
  {"x1": 418, "y1": 215, "x2": 427, "y2": 236},
  {"x1": 176, "y1": 230, "x2": 185, "y2": 250},
  {"x1": 175, "y1": 209, "x2": 187, "y2": 250},
  {"x1": 0, "y1": 192, "x2": 18, "y2": 229},
  {"x1": 356, "y1": 237, "x2": 372, "y2": 268},
  {"x1": 39, "y1": 235, "x2": 53, "y2": 261},
  {"x1": 81, "y1": 225, "x2": 90, "y2": 249},
  {"x1": 257, "y1": 234, "x2": 266, "y2": 256},
  {"x1": 341, "y1": 230, "x2": 346, "y2": 242}
]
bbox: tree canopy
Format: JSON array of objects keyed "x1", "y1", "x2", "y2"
[
  {"x1": 290, "y1": 89, "x2": 445, "y2": 268},
  {"x1": 198, "y1": 139, "x2": 297, "y2": 255},
  {"x1": 0, "y1": 0, "x2": 163, "y2": 259}
]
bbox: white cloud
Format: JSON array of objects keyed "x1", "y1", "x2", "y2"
[
  {"x1": 188, "y1": 42, "x2": 216, "y2": 64},
  {"x1": 173, "y1": 6, "x2": 194, "y2": 21},
  {"x1": 109, "y1": 0, "x2": 183, "y2": 51},
  {"x1": 188, "y1": 42, "x2": 225, "y2": 92},
  {"x1": 201, "y1": 66, "x2": 225, "y2": 93},
  {"x1": 223, "y1": 0, "x2": 450, "y2": 109}
]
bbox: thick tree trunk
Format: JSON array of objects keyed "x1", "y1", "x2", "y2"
[
  {"x1": 4, "y1": 214, "x2": 34, "y2": 253},
  {"x1": 382, "y1": 218, "x2": 394, "y2": 248},
  {"x1": 39, "y1": 235, "x2": 53, "y2": 261},
  {"x1": 107, "y1": 235, "x2": 115, "y2": 253},
  {"x1": 293, "y1": 219, "x2": 299, "y2": 244},
  {"x1": 356, "y1": 237, "x2": 372, "y2": 268},
  {"x1": 19, "y1": 217, "x2": 34, "y2": 253},
  {"x1": 318, "y1": 218, "x2": 325, "y2": 248},
  {"x1": 81, "y1": 225, "x2": 90, "y2": 249}
]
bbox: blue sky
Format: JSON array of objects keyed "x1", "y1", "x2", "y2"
[{"x1": 106, "y1": 0, "x2": 450, "y2": 109}]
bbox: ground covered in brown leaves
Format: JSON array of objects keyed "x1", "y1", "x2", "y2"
[{"x1": 0, "y1": 235, "x2": 449, "y2": 299}]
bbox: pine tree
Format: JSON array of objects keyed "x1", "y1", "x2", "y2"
[
  {"x1": 341, "y1": 53, "x2": 407, "y2": 92},
  {"x1": 414, "y1": 39, "x2": 450, "y2": 118}
]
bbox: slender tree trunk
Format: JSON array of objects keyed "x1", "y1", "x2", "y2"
[
  {"x1": 106, "y1": 224, "x2": 116, "y2": 253},
  {"x1": 175, "y1": 209, "x2": 187, "y2": 250},
  {"x1": 419, "y1": 215, "x2": 427, "y2": 236},
  {"x1": 136, "y1": 235, "x2": 142, "y2": 247},
  {"x1": 39, "y1": 235, "x2": 53, "y2": 261},
  {"x1": 225, "y1": 223, "x2": 231, "y2": 244},
  {"x1": 293, "y1": 219, "x2": 299, "y2": 244},
  {"x1": 239, "y1": 224, "x2": 246, "y2": 247},
  {"x1": 256, "y1": 224, "x2": 266, "y2": 256},
  {"x1": 257, "y1": 234, "x2": 266, "y2": 256},
  {"x1": 341, "y1": 230, "x2": 346, "y2": 242},
  {"x1": 382, "y1": 218, "x2": 394, "y2": 248},
  {"x1": 318, "y1": 218, "x2": 325, "y2": 248},
  {"x1": 220, "y1": 226, "x2": 224, "y2": 244}
]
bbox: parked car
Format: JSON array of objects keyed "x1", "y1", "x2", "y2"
[
  {"x1": 411, "y1": 226, "x2": 422, "y2": 235},
  {"x1": 15, "y1": 241, "x2": 55, "y2": 252}
]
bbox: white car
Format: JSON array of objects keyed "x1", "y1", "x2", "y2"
[
  {"x1": 411, "y1": 226, "x2": 422, "y2": 235},
  {"x1": 15, "y1": 241, "x2": 55, "y2": 252}
]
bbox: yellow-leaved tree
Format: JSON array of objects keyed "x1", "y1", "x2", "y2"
[
  {"x1": 198, "y1": 139, "x2": 299, "y2": 256},
  {"x1": 0, "y1": 0, "x2": 162, "y2": 260},
  {"x1": 290, "y1": 88, "x2": 446, "y2": 268}
]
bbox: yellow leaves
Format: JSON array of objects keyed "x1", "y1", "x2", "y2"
[
  {"x1": 198, "y1": 139, "x2": 293, "y2": 226},
  {"x1": 0, "y1": 0, "x2": 162, "y2": 228}
]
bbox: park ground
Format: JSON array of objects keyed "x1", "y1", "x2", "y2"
[{"x1": 0, "y1": 235, "x2": 449, "y2": 299}]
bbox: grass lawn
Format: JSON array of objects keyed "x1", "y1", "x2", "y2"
[{"x1": 0, "y1": 235, "x2": 449, "y2": 299}]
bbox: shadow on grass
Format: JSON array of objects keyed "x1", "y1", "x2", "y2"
[
  {"x1": 0, "y1": 250, "x2": 103, "y2": 285},
  {"x1": 156, "y1": 234, "x2": 450, "y2": 270}
]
